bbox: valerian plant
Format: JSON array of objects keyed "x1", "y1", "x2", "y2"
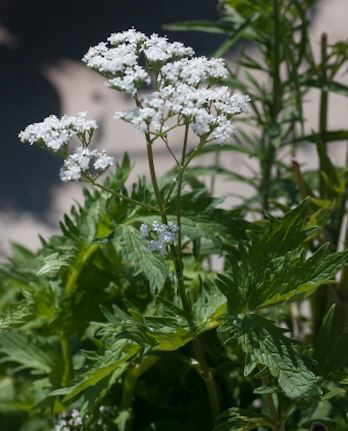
[{"x1": 1, "y1": 20, "x2": 348, "y2": 431}]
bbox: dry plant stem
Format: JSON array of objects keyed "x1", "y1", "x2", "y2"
[{"x1": 60, "y1": 335, "x2": 73, "y2": 386}]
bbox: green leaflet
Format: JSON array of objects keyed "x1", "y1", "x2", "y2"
[
  {"x1": 217, "y1": 201, "x2": 348, "y2": 312},
  {"x1": 50, "y1": 341, "x2": 140, "y2": 402},
  {"x1": 219, "y1": 314, "x2": 321, "y2": 398},
  {"x1": 112, "y1": 225, "x2": 168, "y2": 294},
  {"x1": 0, "y1": 331, "x2": 59, "y2": 377}
]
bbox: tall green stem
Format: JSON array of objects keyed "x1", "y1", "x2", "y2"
[
  {"x1": 145, "y1": 129, "x2": 220, "y2": 422},
  {"x1": 260, "y1": 0, "x2": 282, "y2": 211},
  {"x1": 318, "y1": 33, "x2": 329, "y2": 199},
  {"x1": 60, "y1": 335, "x2": 73, "y2": 386},
  {"x1": 145, "y1": 135, "x2": 167, "y2": 224},
  {"x1": 312, "y1": 33, "x2": 334, "y2": 335}
]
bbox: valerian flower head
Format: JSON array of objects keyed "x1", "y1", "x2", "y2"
[
  {"x1": 19, "y1": 112, "x2": 97, "y2": 151},
  {"x1": 140, "y1": 221, "x2": 177, "y2": 255},
  {"x1": 60, "y1": 146, "x2": 114, "y2": 182},
  {"x1": 82, "y1": 29, "x2": 194, "y2": 96},
  {"x1": 106, "y1": 29, "x2": 250, "y2": 144}
]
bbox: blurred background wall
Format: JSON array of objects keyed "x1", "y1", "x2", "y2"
[{"x1": 0, "y1": 0, "x2": 347, "y2": 255}]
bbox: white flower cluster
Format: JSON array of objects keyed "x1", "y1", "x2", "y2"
[
  {"x1": 60, "y1": 146, "x2": 114, "y2": 182},
  {"x1": 160, "y1": 57, "x2": 229, "y2": 86},
  {"x1": 115, "y1": 81, "x2": 250, "y2": 143},
  {"x1": 54, "y1": 409, "x2": 83, "y2": 431},
  {"x1": 101, "y1": 29, "x2": 250, "y2": 144},
  {"x1": 140, "y1": 221, "x2": 177, "y2": 255},
  {"x1": 19, "y1": 112, "x2": 97, "y2": 151},
  {"x1": 19, "y1": 113, "x2": 114, "y2": 182},
  {"x1": 83, "y1": 28, "x2": 194, "y2": 95}
]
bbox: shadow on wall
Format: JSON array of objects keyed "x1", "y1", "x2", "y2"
[{"x1": 0, "y1": 0, "x2": 222, "y2": 215}]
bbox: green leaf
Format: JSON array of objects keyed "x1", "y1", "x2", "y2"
[
  {"x1": 219, "y1": 315, "x2": 321, "y2": 398},
  {"x1": 164, "y1": 19, "x2": 232, "y2": 34},
  {"x1": 113, "y1": 225, "x2": 168, "y2": 294},
  {"x1": 213, "y1": 407, "x2": 272, "y2": 431},
  {"x1": 184, "y1": 166, "x2": 258, "y2": 187},
  {"x1": 217, "y1": 200, "x2": 348, "y2": 312},
  {"x1": 294, "y1": 130, "x2": 348, "y2": 144},
  {"x1": 51, "y1": 343, "x2": 139, "y2": 402},
  {"x1": 0, "y1": 331, "x2": 58, "y2": 375},
  {"x1": 198, "y1": 143, "x2": 258, "y2": 158},
  {"x1": 300, "y1": 79, "x2": 348, "y2": 97},
  {"x1": 314, "y1": 304, "x2": 348, "y2": 376},
  {"x1": 213, "y1": 14, "x2": 260, "y2": 57}
]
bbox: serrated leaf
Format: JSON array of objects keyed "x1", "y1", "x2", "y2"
[
  {"x1": 50, "y1": 340, "x2": 139, "y2": 402},
  {"x1": 113, "y1": 225, "x2": 168, "y2": 294},
  {"x1": 217, "y1": 201, "x2": 348, "y2": 312},
  {"x1": 219, "y1": 315, "x2": 321, "y2": 398},
  {"x1": 0, "y1": 331, "x2": 58, "y2": 375}
]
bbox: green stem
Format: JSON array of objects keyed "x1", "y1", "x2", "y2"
[
  {"x1": 264, "y1": 391, "x2": 284, "y2": 431},
  {"x1": 192, "y1": 336, "x2": 220, "y2": 422},
  {"x1": 144, "y1": 129, "x2": 220, "y2": 422},
  {"x1": 145, "y1": 135, "x2": 167, "y2": 224},
  {"x1": 260, "y1": 0, "x2": 282, "y2": 211},
  {"x1": 84, "y1": 175, "x2": 158, "y2": 213},
  {"x1": 312, "y1": 33, "x2": 334, "y2": 335},
  {"x1": 318, "y1": 33, "x2": 329, "y2": 199},
  {"x1": 65, "y1": 244, "x2": 98, "y2": 295},
  {"x1": 60, "y1": 335, "x2": 73, "y2": 386},
  {"x1": 172, "y1": 123, "x2": 193, "y2": 317}
]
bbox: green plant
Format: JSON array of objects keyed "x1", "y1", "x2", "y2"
[{"x1": 1, "y1": 4, "x2": 348, "y2": 429}]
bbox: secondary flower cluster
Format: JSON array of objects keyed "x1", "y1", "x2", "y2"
[
  {"x1": 19, "y1": 112, "x2": 97, "y2": 151},
  {"x1": 140, "y1": 221, "x2": 177, "y2": 255},
  {"x1": 85, "y1": 28, "x2": 250, "y2": 144},
  {"x1": 19, "y1": 113, "x2": 114, "y2": 182},
  {"x1": 60, "y1": 146, "x2": 114, "y2": 182}
]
